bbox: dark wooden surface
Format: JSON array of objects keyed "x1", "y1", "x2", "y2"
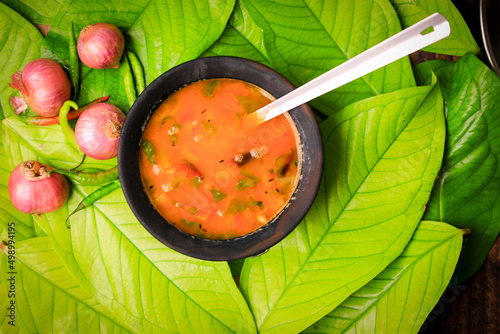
[
  {"x1": 415, "y1": 1, "x2": 500, "y2": 333},
  {"x1": 422, "y1": 237, "x2": 500, "y2": 333}
]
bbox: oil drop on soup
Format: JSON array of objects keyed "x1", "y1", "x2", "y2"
[{"x1": 139, "y1": 78, "x2": 301, "y2": 239}]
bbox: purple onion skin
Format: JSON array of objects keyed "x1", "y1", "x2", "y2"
[
  {"x1": 75, "y1": 103, "x2": 126, "y2": 160},
  {"x1": 77, "y1": 23, "x2": 125, "y2": 69},
  {"x1": 9, "y1": 58, "x2": 71, "y2": 117},
  {"x1": 8, "y1": 161, "x2": 69, "y2": 214}
]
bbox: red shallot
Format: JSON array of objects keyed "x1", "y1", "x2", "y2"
[
  {"x1": 74, "y1": 102, "x2": 125, "y2": 160},
  {"x1": 9, "y1": 58, "x2": 71, "y2": 117},
  {"x1": 8, "y1": 161, "x2": 69, "y2": 214},
  {"x1": 77, "y1": 23, "x2": 125, "y2": 69}
]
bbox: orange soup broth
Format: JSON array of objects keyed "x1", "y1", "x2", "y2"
[{"x1": 139, "y1": 78, "x2": 301, "y2": 239}]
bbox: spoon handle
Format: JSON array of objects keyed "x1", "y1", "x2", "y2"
[{"x1": 255, "y1": 12, "x2": 450, "y2": 122}]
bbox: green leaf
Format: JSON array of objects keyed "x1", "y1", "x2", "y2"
[
  {"x1": 0, "y1": 2, "x2": 43, "y2": 120},
  {"x1": 1, "y1": 235, "x2": 132, "y2": 333},
  {"x1": 0, "y1": 0, "x2": 61, "y2": 25},
  {"x1": 234, "y1": 0, "x2": 416, "y2": 115},
  {"x1": 239, "y1": 82, "x2": 445, "y2": 333},
  {"x1": 412, "y1": 59, "x2": 456, "y2": 99},
  {"x1": 41, "y1": 191, "x2": 257, "y2": 333},
  {"x1": 42, "y1": 0, "x2": 234, "y2": 110},
  {"x1": 2, "y1": 118, "x2": 257, "y2": 333},
  {"x1": 229, "y1": 0, "x2": 269, "y2": 60},
  {"x1": 303, "y1": 221, "x2": 464, "y2": 334},
  {"x1": 423, "y1": 53, "x2": 500, "y2": 282},
  {"x1": 390, "y1": 0, "x2": 480, "y2": 55},
  {"x1": 202, "y1": 24, "x2": 271, "y2": 67},
  {"x1": 0, "y1": 2, "x2": 44, "y2": 241},
  {"x1": 2, "y1": 117, "x2": 114, "y2": 171},
  {"x1": 127, "y1": 0, "x2": 235, "y2": 83},
  {"x1": 76, "y1": 58, "x2": 132, "y2": 114}
]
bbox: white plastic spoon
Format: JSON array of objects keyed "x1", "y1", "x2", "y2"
[{"x1": 252, "y1": 12, "x2": 451, "y2": 123}]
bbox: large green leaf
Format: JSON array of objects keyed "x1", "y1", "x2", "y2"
[
  {"x1": 0, "y1": 2, "x2": 44, "y2": 240},
  {"x1": 2, "y1": 117, "x2": 114, "y2": 170},
  {"x1": 0, "y1": 2, "x2": 43, "y2": 119},
  {"x1": 40, "y1": 193, "x2": 257, "y2": 333},
  {"x1": 2, "y1": 115, "x2": 257, "y2": 333},
  {"x1": 202, "y1": 24, "x2": 270, "y2": 67},
  {"x1": 127, "y1": 0, "x2": 236, "y2": 83},
  {"x1": 423, "y1": 53, "x2": 500, "y2": 282},
  {"x1": 413, "y1": 59, "x2": 455, "y2": 100},
  {"x1": 0, "y1": 0, "x2": 61, "y2": 25},
  {"x1": 239, "y1": 82, "x2": 446, "y2": 333},
  {"x1": 233, "y1": 0, "x2": 416, "y2": 115},
  {"x1": 302, "y1": 221, "x2": 464, "y2": 333},
  {"x1": 36, "y1": 0, "x2": 235, "y2": 113},
  {"x1": 0, "y1": 235, "x2": 132, "y2": 333},
  {"x1": 390, "y1": 0, "x2": 479, "y2": 55},
  {"x1": 44, "y1": 0, "x2": 235, "y2": 83}
]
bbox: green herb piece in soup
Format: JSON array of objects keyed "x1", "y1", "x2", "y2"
[
  {"x1": 270, "y1": 152, "x2": 293, "y2": 176},
  {"x1": 160, "y1": 116, "x2": 173, "y2": 125},
  {"x1": 228, "y1": 198, "x2": 248, "y2": 213},
  {"x1": 170, "y1": 123, "x2": 182, "y2": 133},
  {"x1": 210, "y1": 189, "x2": 227, "y2": 202},
  {"x1": 234, "y1": 179, "x2": 252, "y2": 190},
  {"x1": 187, "y1": 206, "x2": 198, "y2": 215},
  {"x1": 180, "y1": 219, "x2": 197, "y2": 227},
  {"x1": 169, "y1": 134, "x2": 179, "y2": 146},
  {"x1": 202, "y1": 79, "x2": 220, "y2": 97},
  {"x1": 190, "y1": 176, "x2": 203, "y2": 189},
  {"x1": 234, "y1": 171, "x2": 260, "y2": 190},
  {"x1": 236, "y1": 95, "x2": 257, "y2": 114},
  {"x1": 251, "y1": 200, "x2": 264, "y2": 210},
  {"x1": 141, "y1": 139, "x2": 156, "y2": 165},
  {"x1": 202, "y1": 120, "x2": 216, "y2": 135},
  {"x1": 172, "y1": 199, "x2": 183, "y2": 209}
]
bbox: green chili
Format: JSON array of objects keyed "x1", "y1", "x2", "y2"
[
  {"x1": 27, "y1": 95, "x2": 109, "y2": 126},
  {"x1": 59, "y1": 100, "x2": 79, "y2": 147},
  {"x1": 69, "y1": 21, "x2": 80, "y2": 100},
  {"x1": 66, "y1": 178, "x2": 121, "y2": 228},
  {"x1": 51, "y1": 166, "x2": 118, "y2": 185},
  {"x1": 126, "y1": 50, "x2": 145, "y2": 94},
  {"x1": 124, "y1": 55, "x2": 137, "y2": 109}
]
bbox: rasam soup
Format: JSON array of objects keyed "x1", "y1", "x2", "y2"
[{"x1": 139, "y1": 78, "x2": 301, "y2": 239}]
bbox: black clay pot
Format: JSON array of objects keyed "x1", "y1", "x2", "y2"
[{"x1": 118, "y1": 56, "x2": 323, "y2": 261}]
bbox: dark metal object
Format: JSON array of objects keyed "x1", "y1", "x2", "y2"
[
  {"x1": 118, "y1": 56, "x2": 323, "y2": 261},
  {"x1": 480, "y1": 0, "x2": 500, "y2": 76}
]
